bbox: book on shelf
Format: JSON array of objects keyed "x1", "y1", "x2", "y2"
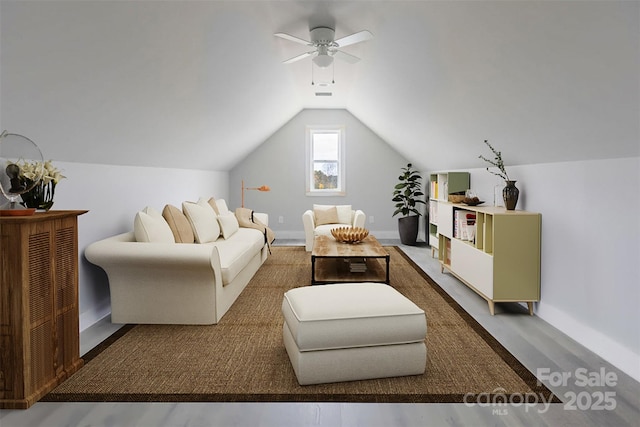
[
  {"x1": 453, "y1": 210, "x2": 464, "y2": 238},
  {"x1": 429, "y1": 203, "x2": 438, "y2": 223},
  {"x1": 430, "y1": 181, "x2": 438, "y2": 200},
  {"x1": 465, "y1": 213, "x2": 477, "y2": 243},
  {"x1": 454, "y1": 210, "x2": 476, "y2": 241},
  {"x1": 348, "y1": 258, "x2": 367, "y2": 273}
]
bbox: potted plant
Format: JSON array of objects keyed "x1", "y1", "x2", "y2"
[
  {"x1": 479, "y1": 139, "x2": 519, "y2": 210},
  {"x1": 392, "y1": 163, "x2": 426, "y2": 245}
]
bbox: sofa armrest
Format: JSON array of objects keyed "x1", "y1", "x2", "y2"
[
  {"x1": 84, "y1": 232, "x2": 228, "y2": 324},
  {"x1": 253, "y1": 212, "x2": 268, "y2": 226},
  {"x1": 353, "y1": 209, "x2": 366, "y2": 228},
  {"x1": 302, "y1": 210, "x2": 316, "y2": 251},
  {"x1": 85, "y1": 232, "x2": 224, "y2": 293},
  {"x1": 85, "y1": 233, "x2": 220, "y2": 271}
]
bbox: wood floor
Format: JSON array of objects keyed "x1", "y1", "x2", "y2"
[{"x1": 2, "y1": 240, "x2": 638, "y2": 427}]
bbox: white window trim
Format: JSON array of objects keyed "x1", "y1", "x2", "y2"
[{"x1": 305, "y1": 125, "x2": 346, "y2": 197}]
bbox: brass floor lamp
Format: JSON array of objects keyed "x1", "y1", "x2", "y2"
[{"x1": 241, "y1": 180, "x2": 270, "y2": 208}]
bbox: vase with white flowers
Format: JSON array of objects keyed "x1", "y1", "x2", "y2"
[
  {"x1": 479, "y1": 140, "x2": 519, "y2": 210},
  {"x1": 18, "y1": 160, "x2": 66, "y2": 211}
]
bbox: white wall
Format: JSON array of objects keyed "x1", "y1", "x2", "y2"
[
  {"x1": 229, "y1": 109, "x2": 412, "y2": 239},
  {"x1": 441, "y1": 156, "x2": 640, "y2": 381},
  {"x1": 33, "y1": 161, "x2": 228, "y2": 330}
]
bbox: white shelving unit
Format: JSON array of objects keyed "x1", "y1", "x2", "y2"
[{"x1": 428, "y1": 172, "x2": 470, "y2": 256}]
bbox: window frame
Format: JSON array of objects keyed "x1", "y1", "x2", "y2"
[{"x1": 305, "y1": 125, "x2": 346, "y2": 197}]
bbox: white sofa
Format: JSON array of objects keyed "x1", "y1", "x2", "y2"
[
  {"x1": 85, "y1": 198, "x2": 270, "y2": 325},
  {"x1": 302, "y1": 204, "x2": 366, "y2": 251}
]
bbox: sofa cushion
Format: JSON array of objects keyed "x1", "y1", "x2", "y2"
[
  {"x1": 314, "y1": 223, "x2": 343, "y2": 238},
  {"x1": 162, "y1": 204, "x2": 195, "y2": 243},
  {"x1": 208, "y1": 228, "x2": 265, "y2": 285},
  {"x1": 314, "y1": 205, "x2": 339, "y2": 226},
  {"x1": 218, "y1": 212, "x2": 240, "y2": 239},
  {"x1": 182, "y1": 200, "x2": 220, "y2": 243},
  {"x1": 314, "y1": 204, "x2": 352, "y2": 225},
  {"x1": 134, "y1": 206, "x2": 175, "y2": 243}
]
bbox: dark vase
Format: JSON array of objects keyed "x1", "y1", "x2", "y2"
[
  {"x1": 20, "y1": 182, "x2": 55, "y2": 211},
  {"x1": 398, "y1": 215, "x2": 419, "y2": 245},
  {"x1": 503, "y1": 180, "x2": 519, "y2": 210}
]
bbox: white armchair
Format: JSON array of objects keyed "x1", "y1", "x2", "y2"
[{"x1": 302, "y1": 204, "x2": 366, "y2": 251}]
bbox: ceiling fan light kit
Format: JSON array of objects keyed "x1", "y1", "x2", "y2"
[{"x1": 312, "y1": 56, "x2": 333, "y2": 68}]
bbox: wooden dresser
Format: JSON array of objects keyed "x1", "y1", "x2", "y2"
[{"x1": 1, "y1": 210, "x2": 86, "y2": 409}]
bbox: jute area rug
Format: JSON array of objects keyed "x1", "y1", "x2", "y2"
[{"x1": 44, "y1": 246, "x2": 556, "y2": 403}]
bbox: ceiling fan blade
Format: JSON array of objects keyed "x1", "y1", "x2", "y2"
[
  {"x1": 334, "y1": 30, "x2": 373, "y2": 48},
  {"x1": 333, "y1": 50, "x2": 361, "y2": 64},
  {"x1": 283, "y1": 51, "x2": 315, "y2": 64},
  {"x1": 274, "y1": 32, "x2": 312, "y2": 46}
]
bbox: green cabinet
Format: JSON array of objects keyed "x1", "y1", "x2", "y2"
[{"x1": 438, "y1": 203, "x2": 541, "y2": 315}]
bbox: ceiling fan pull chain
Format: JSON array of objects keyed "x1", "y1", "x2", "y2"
[
  {"x1": 332, "y1": 61, "x2": 335, "y2": 84},
  {"x1": 311, "y1": 60, "x2": 315, "y2": 85}
]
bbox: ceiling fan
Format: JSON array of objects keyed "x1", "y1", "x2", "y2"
[{"x1": 275, "y1": 27, "x2": 373, "y2": 68}]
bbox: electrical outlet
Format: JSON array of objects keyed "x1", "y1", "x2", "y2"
[
  {"x1": 369, "y1": 216, "x2": 375, "y2": 224},
  {"x1": 278, "y1": 216, "x2": 284, "y2": 224}
]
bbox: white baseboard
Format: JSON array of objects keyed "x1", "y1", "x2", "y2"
[
  {"x1": 537, "y1": 302, "x2": 640, "y2": 383},
  {"x1": 79, "y1": 298, "x2": 112, "y2": 332}
]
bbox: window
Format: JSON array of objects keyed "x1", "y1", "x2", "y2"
[{"x1": 306, "y1": 126, "x2": 345, "y2": 196}]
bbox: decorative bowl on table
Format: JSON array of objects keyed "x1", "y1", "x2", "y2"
[
  {"x1": 463, "y1": 197, "x2": 484, "y2": 206},
  {"x1": 331, "y1": 227, "x2": 369, "y2": 243}
]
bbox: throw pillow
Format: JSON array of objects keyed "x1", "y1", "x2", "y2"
[
  {"x1": 216, "y1": 198, "x2": 230, "y2": 215},
  {"x1": 314, "y1": 205, "x2": 339, "y2": 226},
  {"x1": 162, "y1": 204, "x2": 195, "y2": 243},
  {"x1": 218, "y1": 212, "x2": 240, "y2": 239},
  {"x1": 335, "y1": 205, "x2": 353, "y2": 224},
  {"x1": 133, "y1": 206, "x2": 175, "y2": 243},
  {"x1": 313, "y1": 204, "x2": 352, "y2": 224},
  {"x1": 207, "y1": 197, "x2": 220, "y2": 215},
  {"x1": 182, "y1": 200, "x2": 220, "y2": 243}
]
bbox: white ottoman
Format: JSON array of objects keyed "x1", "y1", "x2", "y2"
[{"x1": 282, "y1": 282, "x2": 427, "y2": 385}]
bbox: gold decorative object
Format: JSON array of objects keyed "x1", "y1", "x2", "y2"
[
  {"x1": 330, "y1": 227, "x2": 369, "y2": 243},
  {"x1": 448, "y1": 194, "x2": 465, "y2": 203}
]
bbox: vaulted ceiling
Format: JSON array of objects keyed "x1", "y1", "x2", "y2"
[{"x1": 1, "y1": 1, "x2": 638, "y2": 172}]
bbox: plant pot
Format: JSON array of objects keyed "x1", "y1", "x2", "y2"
[
  {"x1": 398, "y1": 215, "x2": 419, "y2": 245},
  {"x1": 503, "y1": 180, "x2": 519, "y2": 210}
]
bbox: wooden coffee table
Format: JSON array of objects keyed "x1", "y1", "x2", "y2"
[{"x1": 311, "y1": 235, "x2": 390, "y2": 285}]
